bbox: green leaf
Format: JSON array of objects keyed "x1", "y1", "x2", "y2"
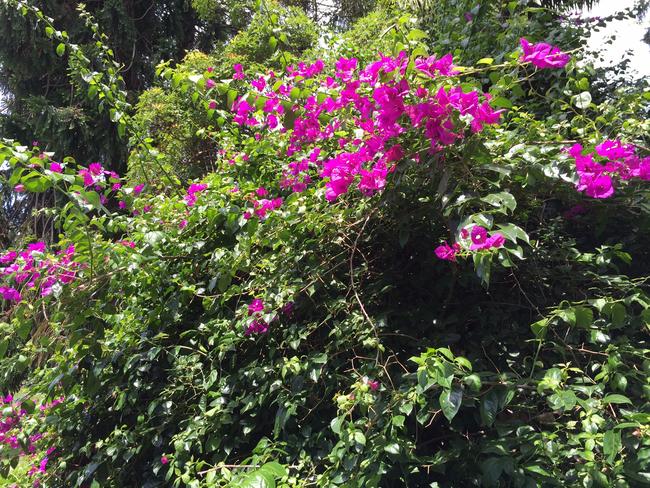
[
  {"x1": 472, "y1": 252, "x2": 492, "y2": 286},
  {"x1": 226, "y1": 89, "x2": 238, "y2": 108},
  {"x1": 330, "y1": 417, "x2": 343, "y2": 435},
  {"x1": 609, "y1": 302, "x2": 626, "y2": 326},
  {"x1": 496, "y1": 223, "x2": 529, "y2": 245},
  {"x1": 602, "y1": 394, "x2": 631, "y2": 405},
  {"x1": 439, "y1": 387, "x2": 463, "y2": 422},
  {"x1": 406, "y1": 28, "x2": 428, "y2": 41},
  {"x1": 480, "y1": 388, "x2": 508, "y2": 427},
  {"x1": 603, "y1": 430, "x2": 621, "y2": 464},
  {"x1": 384, "y1": 443, "x2": 400, "y2": 454},
  {"x1": 464, "y1": 374, "x2": 482, "y2": 392},
  {"x1": 573, "y1": 91, "x2": 592, "y2": 109},
  {"x1": 56, "y1": 43, "x2": 65, "y2": 56},
  {"x1": 16, "y1": 321, "x2": 31, "y2": 341},
  {"x1": 481, "y1": 192, "x2": 516, "y2": 213},
  {"x1": 353, "y1": 431, "x2": 366, "y2": 446},
  {"x1": 239, "y1": 471, "x2": 275, "y2": 488},
  {"x1": 547, "y1": 390, "x2": 576, "y2": 411},
  {"x1": 22, "y1": 171, "x2": 51, "y2": 192},
  {"x1": 525, "y1": 465, "x2": 552, "y2": 477},
  {"x1": 0, "y1": 340, "x2": 8, "y2": 359},
  {"x1": 530, "y1": 318, "x2": 548, "y2": 340},
  {"x1": 491, "y1": 96, "x2": 512, "y2": 109},
  {"x1": 81, "y1": 190, "x2": 102, "y2": 210},
  {"x1": 259, "y1": 462, "x2": 287, "y2": 478},
  {"x1": 574, "y1": 306, "x2": 593, "y2": 328},
  {"x1": 477, "y1": 57, "x2": 494, "y2": 65}
]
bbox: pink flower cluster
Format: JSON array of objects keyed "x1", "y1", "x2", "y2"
[
  {"x1": 287, "y1": 60, "x2": 325, "y2": 79},
  {"x1": 519, "y1": 38, "x2": 570, "y2": 69},
  {"x1": 243, "y1": 299, "x2": 295, "y2": 335},
  {"x1": 243, "y1": 197, "x2": 283, "y2": 220},
  {"x1": 230, "y1": 52, "x2": 502, "y2": 202},
  {"x1": 14, "y1": 156, "x2": 125, "y2": 209},
  {"x1": 435, "y1": 242, "x2": 461, "y2": 262},
  {"x1": 435, "y1": 226, "x2": 505, "y2": 262},
  {"x1": 1, "y1": 394, "x2": 63, "y2": 485},
  {"x1": 414, "y1": 54, "x2": 458, "y2": 78},
  {"x1": 568, "y1": 140, "x2": 650, "y2": 199},
  {"x1": 0, "y1": 243, "x2": 79, "y2": 302},
  {"x1": 245, "y1": 298, "x2": 269, "y2": 335},
  {"x1": 184, "y1": 183, "x2": 208, "y2": 207},
  {"x1": 280, "y1": 147, "x2": 319, "y2": 193}
]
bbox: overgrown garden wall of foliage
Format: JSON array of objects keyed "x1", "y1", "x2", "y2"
[{"x1": 1, "y1": 0, "x2": 650, "y2": 486}]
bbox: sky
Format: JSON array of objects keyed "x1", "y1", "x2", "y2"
[{"x1": 577, "y1": 0, "x2": 650, "y2": 78}]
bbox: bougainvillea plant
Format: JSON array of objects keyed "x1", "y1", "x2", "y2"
[{"x1": 1, "y1": 2, "x2": 650, "y2": 487}]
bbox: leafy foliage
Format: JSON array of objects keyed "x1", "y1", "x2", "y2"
[{"x1": 1, "y1": 1, "x2": 650, "y2": 488}]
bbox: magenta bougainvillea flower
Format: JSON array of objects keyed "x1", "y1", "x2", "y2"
[
  {"x1": 229, "y1": 51, "x2": 501, "y2": 202},
  {"x1": 248, "y1": 298, "x2": 264, "y2": 315},
  {"x1": 414, "y1": 54, "x2": 458, "y2": 78},
  {"x1": 1, "y1": 395, "x2": 62, "y2": 484},
  {"x1": 578, "y1": 174, "x2": 614, "y2": 199},
  {"x1": 470, "y1": 226, "x2": 488, "y2": 246},
  {"x1": 519, "y1": 38, "x2": 570, "y2": 69},
  {"x1": 243, "y1": 197, "x2": 283, "y2": 220},
  {"x1": 568, "y1": 140, "x2": 650, "y2": 198},
  {"x1": 184, "y1": 183, "x2": 208, "y2": 207},
  {"x1": 595, "y1": 140, "x2": 635, "y2": 160},
  {"x1": 0, "y1": 286, "x2": 21, "y2": 301},
  {"x1": 245, "y1": 319, "x2": 269, "y2": 335},
  {"x1": 468, "y1": 226, "x2": 506, "y2": 251},
  {"x1": 435, "y1": 226, "x2": 505, "y2": 262},
  {"x1": 233, "y1": 64, "x2": 245, "y2": 80},
  {"x1": 0, "y1": 242, "x2": 80, "y2": 302},
  {"x1": 434, "y1": 242, "x2": 460, "y2": 262}
]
